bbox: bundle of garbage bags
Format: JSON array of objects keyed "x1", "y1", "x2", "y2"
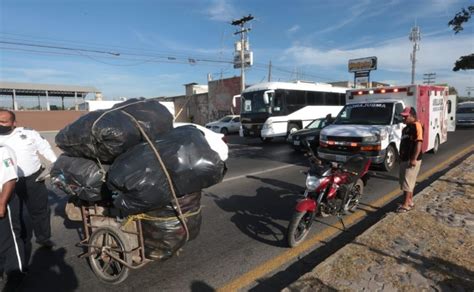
[{"x1": 51, "y1": 98, "x2": 226, "y2": 256}]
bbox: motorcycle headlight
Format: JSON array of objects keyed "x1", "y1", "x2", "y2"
[{"x1": 306, "y1": 175, "x2": 321, "y2": 191}]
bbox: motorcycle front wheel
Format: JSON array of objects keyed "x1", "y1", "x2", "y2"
[
  {"x1": 287, "y1": 211, "x2": 316, "y2": 247},
  {"x1": 344, "y1": 179, "x2": 364, "y2": 213}
]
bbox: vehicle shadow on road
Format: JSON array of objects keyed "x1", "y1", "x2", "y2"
[
  {"x1": 190, "y1": 280, "x2": 215, "y2": 292},
  {"x1": 19, "y1": 247, "x2": 79, "y2": 291},
  {"x1": 210, "y1": 176, "x2": 304, "y2": 247}
]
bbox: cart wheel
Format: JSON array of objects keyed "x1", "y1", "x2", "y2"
[{"x1": 88, "y1": 227, "x2": 132, "y2": 285}]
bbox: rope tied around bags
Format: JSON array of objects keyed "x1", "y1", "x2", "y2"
[{"x1": 122, "y1": 207, "x2": 202, "y2": 227}]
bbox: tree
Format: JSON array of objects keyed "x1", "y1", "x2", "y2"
[
  {"x1": 448, "y1": 6, "x2": 474, "y2": 71},
  {"x1": 448, "y1": 86, "x2": 458, "y2": 95}
]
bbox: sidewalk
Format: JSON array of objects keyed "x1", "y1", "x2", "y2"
[{"x1": 284, "y1": 155, "x2": 474, "y2": 291}]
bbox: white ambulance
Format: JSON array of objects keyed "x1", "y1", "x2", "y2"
[{"x1": 318, "y1": 85, "x2": 456, "y2": 171}]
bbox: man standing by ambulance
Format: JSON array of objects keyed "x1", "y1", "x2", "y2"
[
  {"x1": 0, "y1": 109, "x2": 57, "y2": 248},
  {"x1": 0, "y1": 144, "x2": 25, "y2": 291},
  {"x1": 398, "y1": 106, "x2": 423, "y2": 213}
]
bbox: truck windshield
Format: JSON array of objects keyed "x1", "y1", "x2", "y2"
[
  {"x1": 334, "y1": 103, "x2": 394, "y2": 125},
  {"x1": 241, "y1": 90, "x2": 268, "y2": 114}
]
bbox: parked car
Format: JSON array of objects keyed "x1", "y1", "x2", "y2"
[
  {"x1": 174, "y1": 122, "x2": 228, "y2": 161},
  {"x1": 288, "y1": 118, "x2": 332, "y2": 152},
  {"x1": 205, "y1": 115, "x2": 241, "y2": 134},
  {"x1": 456, "y1": 102, "x2": 474, "y2": 127}
]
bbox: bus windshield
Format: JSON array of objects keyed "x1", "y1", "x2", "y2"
[
  {"x1": 241, "y1": 90, "x2": 269, "y2": 114},
  {"x1": 334, "y1": 103, "x2": 394, "y2": 125}
]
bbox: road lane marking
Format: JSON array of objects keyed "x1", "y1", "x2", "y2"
[
  {"x1": 222, "y1": 164, "x2": 300, "y2": 183},
  {"x1": 217, "y1": 144, "x2": 474, "y2": 291}
]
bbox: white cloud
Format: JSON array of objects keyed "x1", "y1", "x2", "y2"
[
  {"x1": 287, "y1": 25, "x2": 300, "y2": 34},
  {"x1": 281, "y1": 34, "x2": 473, "y2": 93},
  {"x1": 283, "y1": 34, "x2": 472, "y2": 72},
  {"x1": 207, "y1": 0, "x2": 238, "y2": 22}
]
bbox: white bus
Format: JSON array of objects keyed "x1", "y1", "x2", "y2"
[{"x1": 235, "y1": 81, "x2": 347, "y2": 141}]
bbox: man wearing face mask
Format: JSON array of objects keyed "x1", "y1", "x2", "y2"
[{"x1": 0, "y1": 109, "x2": 57, "y2": 248}]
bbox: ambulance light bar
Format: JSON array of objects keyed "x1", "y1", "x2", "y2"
[{"x1": 352, "y1": 87, "x2": 407, "y2": 97}]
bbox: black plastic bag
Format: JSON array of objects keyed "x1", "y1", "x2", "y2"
[
  {"x1": 55, "y1": 97, "x2": 173, "y2": 162},
  {"x1": 154, "y1": 125, "x2": 226, "y2": 194},
  {"x1": 142, "y1": 192, "x2": 202, "y2": 260},
  {"x1": 107, "y1": 126, "x2": 225, "y2": 215},
  {"x1": 50, "y1": 154, "x2": 110, "y2": 202}
]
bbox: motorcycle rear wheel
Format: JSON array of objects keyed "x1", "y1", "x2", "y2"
[{"x1": 287, "y1": 211, "x2": 316, "y2": 247}]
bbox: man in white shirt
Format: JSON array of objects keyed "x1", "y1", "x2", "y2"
[
  {"x1": 0, "y1": 145, "x2": 25, "y2": 290},
  {"x1": 0, "y1": 110, "x2": 57, "y2": 248}
]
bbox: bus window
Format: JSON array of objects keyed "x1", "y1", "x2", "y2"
[
  {"x1": 286, "y1": 90, "x2": 306, "y2": 113},
  {"x1": 325, "y1": 93, "x2": 340, "y2": 105},
  {"x1": 273, "y1": 91, "x2": 283, "y2": 113},
  {"x1": 307, "y1": 91, "x2": 325, "y2": 105}
]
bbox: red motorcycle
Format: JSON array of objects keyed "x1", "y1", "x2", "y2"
[{"x1": 287, "y1": 140, "x2": 371, "y2": 247}]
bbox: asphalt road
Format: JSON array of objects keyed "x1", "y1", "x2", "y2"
[{"x1": 15, "y1": 127, "x2": 474, "y2": 291}]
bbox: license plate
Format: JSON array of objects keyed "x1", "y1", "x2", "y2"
[
  {"x1": 335, "y1": 155, "x2": 346, "y2": 162},
  {"x1": 249, "y1": 131, "x2": 254, "y2": 135},
  {"x1": 293, "y1": 140, "x2": 300, "y2": 146}
]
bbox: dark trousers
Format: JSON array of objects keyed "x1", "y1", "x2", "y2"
[
  {"x1": 16, "y1": 170, "x2": 51, "y2": 244},
  {"x1": 0, "y1": 193, "x2": 25, "y2": 275}
]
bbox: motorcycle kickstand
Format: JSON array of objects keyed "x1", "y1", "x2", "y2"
[{"x1": 337, "y1": 215, "x2": 346, "y2": 231}]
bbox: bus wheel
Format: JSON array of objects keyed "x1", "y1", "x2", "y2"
[{"x1": 288, "y1": 123, "x2": 300, "y2": 135}]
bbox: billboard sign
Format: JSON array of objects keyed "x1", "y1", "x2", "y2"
[
  {"x1": 234, "y1": 51, "x2": 253, "y2": 69},
  {"x1": 348, "y1": 56, "x2": 377, "y2": 73}
]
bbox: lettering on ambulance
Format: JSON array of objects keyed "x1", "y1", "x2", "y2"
[{"x1": 417, "y1": 87, "x2": 430, "y2": 153}]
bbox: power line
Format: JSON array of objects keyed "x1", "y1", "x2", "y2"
[
  {"x1": 1, "y1": 34, "x2": 342, "y2": 83},
  {"x1": 0, "y1": 32, "x2": 232, "y2": 60},
  {"x1": 0, "y1": 40, "x2": 120, "y2": 56},
  {"x1": 0, "y1": 40, "x2": 234, "y2": 66},
  {"x1": 0, "y1": 46, "x2": 232, "y2": 68}
]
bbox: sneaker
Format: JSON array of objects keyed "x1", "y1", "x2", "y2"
[{"x1": 37, "y1": 239, "x2": 55, "y2": 249}]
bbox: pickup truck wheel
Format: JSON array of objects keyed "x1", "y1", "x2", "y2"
[
  {"x1": 382, "y1": 144, "x2": 397, "y2": 172},
  {"x1": 430, "y1": 135, "x2": 440, "y2": 154}
]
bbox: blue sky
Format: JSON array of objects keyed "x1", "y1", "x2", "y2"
[{"x1": 0, "y1": 0, "x2": 473, "y2": 99}]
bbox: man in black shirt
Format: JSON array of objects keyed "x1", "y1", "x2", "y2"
[{"x1": 398, "y1": 107, "x2": 423, "y2": 213}]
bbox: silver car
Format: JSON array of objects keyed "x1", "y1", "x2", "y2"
[
  {"x1": 205, "y1": 115, "x2": 241, "y2": 134},
  {"x1": 456, "y1": 102, "x2": 474, "y2": 127}
]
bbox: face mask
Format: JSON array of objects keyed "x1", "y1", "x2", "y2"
[{"x1": 0, "y1": 125, "x2": 13, "y2": 135}]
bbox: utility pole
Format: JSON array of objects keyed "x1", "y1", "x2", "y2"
[
  {"x1": 409, "y1": 26, "x2": 421, "y2": 84},
  {"x1": 423, "y1": 72, "x2": 436, "y2": 84},
  {"x1": 232, "y1": 14, "x2": 254, "y2": 93}
]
